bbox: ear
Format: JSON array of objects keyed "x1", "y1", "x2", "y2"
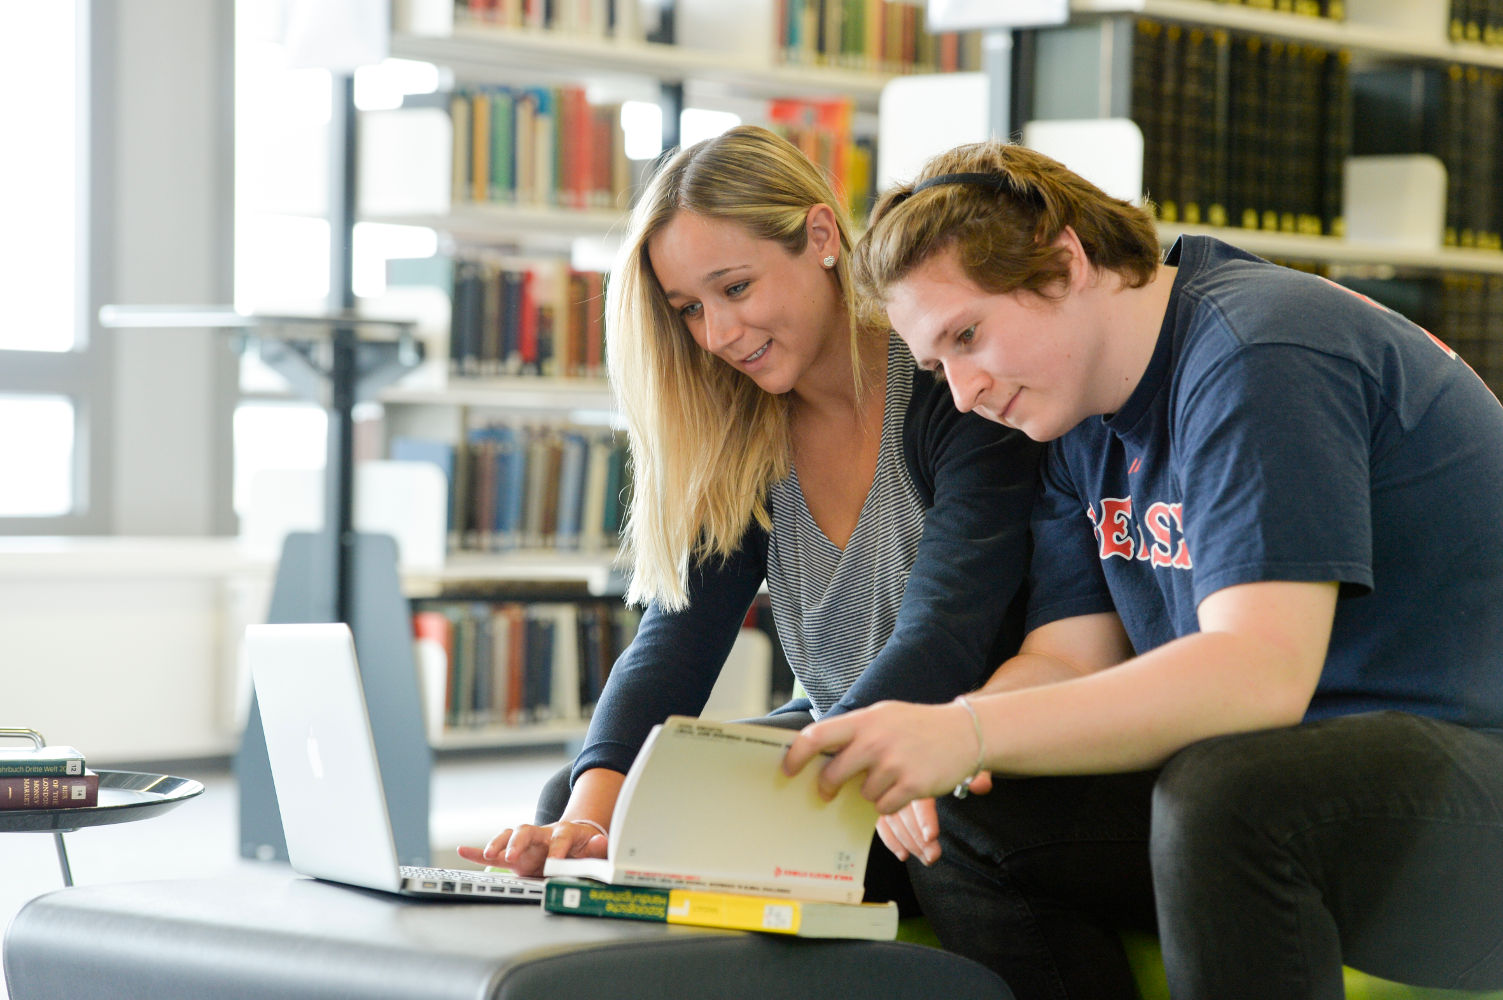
[
  {"x1": 805, "y1": 203, "x2": 842, "y2": 261},
  {"x1": 1053, "y1": 225, "x2": 1091, "y2": 290}
]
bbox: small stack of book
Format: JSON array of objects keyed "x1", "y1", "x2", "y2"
[
  {"x1": 543, "y1": 878, "x2": 899, "y2": 940},
  {"x1": 0, "y1": 744, "x2": 98, "y2": 810},
  {"x1": 539, "y1": 717, "x2": 900, "y2": 941}
]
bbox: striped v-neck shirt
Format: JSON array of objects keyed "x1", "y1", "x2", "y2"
[{"x1": 766, "y1": 335, "x2": 927, "y2": 717}]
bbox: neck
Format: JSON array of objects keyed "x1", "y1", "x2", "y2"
[
  {"x1": 790, "y1": 318, "x2": 880, "y2": 422},
  {"x1": 1087, "y1": 263, "x2": 1177, "y2": 416}
]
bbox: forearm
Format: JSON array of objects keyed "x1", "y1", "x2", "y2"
[
  {"x1": 974, "y1": 629, "x2": 1317, "y2": 775},
  {"x1": 559, "y1": 768, "x2": 626, "y2": 829},
  {"x1": 978, "y1": 651, "x2": 1096, "y2": 695}
]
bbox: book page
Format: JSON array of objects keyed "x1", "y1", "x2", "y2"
[{"x1": 547, "y1": 717, "x2": 876, "y2": 903}]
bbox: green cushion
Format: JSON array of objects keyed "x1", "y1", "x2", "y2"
[{"x1": 902, "y1": 920, "x2": 1503, "y2": 1000}]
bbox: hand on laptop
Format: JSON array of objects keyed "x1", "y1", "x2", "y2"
[{"x1": 457, "y1": 820, "x2": 607, "y2": 878}]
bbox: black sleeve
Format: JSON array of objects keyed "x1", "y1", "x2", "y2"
[
  {"x1": 828, "y1": 374, "x2": 1040, "y2": 714},
  {"x1": 570, "y1": 526, "x2": 767, "y2": 781}
]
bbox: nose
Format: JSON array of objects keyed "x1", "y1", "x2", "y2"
[
  {"x1": 943, "y1": 357, "x2": 987, "y2": 414},
  {"x1": 701, "y1": 304, "x2": 741, "y2": 354}
]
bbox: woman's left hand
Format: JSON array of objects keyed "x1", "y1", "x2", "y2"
[{"x1": 782, "y1": 699, "x2": 982, "y2": 814}]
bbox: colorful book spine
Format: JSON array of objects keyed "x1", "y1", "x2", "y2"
[
  {"x1": 0, "y1": 771, "x2": 99, "y2": 810},
  {"x1": 415, "y1": 598, "x2": 643, "y2": 733}
]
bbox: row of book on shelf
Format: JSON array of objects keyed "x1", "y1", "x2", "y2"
[
  {"x1": 1352, "y1": 61, "x2": 1503, "y2": 252},
  {"x1": 449, "y1": 0, "x2": 984, "y2": 75},
  {"x1": 1450, "y1": 0, "x2": 1503, "y2": 44},
  {"x1": 393, "y1": 424, "x2": 630, "y2": 556},
  {"x1": 449, "y1": 84, "x2": 632, "y2": 210},
  {"x1": 1204, "y1": 0, "x2": 1343, "y2": 16},
  {"x1": 1134, "y1": 14, "x2": 1503, "y2": 252},
  {"x1": 452, "y1": 0, "x2": 674, "y2": 43},
  {"x1": 776, "y1": 0, "x2": 983, "y2": 74},
  {"x1": 413, "y1": 598, "x2": 642, "y2": 731},
  {"x1": 449, "y1": 254, "x2": 607, "y2": 378},
  {"x1": 1132, "y1": 18, "x2": 1351, "y2": 237},
  {"x1": 0, "y1": 743, "x2": 96, "y2": 811}
]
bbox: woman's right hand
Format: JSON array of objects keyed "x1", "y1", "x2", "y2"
[{"x1": 456, "y1": 820, "x2": 607, "y2": 877}]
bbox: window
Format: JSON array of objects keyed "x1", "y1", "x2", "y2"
[{"x1": 0, "y1": 2, "x2": 93, "y2": 530}]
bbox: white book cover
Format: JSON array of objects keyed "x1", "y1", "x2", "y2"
[{"x1": 544, "y1": 717, "x2": 877, "y2": 903}]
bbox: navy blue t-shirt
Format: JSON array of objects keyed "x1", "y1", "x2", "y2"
[{"x1": 1029, "y1": 235, "x2": 1503, "y2": 727}]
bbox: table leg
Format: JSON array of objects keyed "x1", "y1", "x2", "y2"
[{"x1": 53, "y1": 831, "x2": 73, "y2": 887}]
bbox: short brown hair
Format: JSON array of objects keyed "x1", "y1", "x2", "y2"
[{"x1": 853, "y1": 141, "x2": 1160, "y2": 312}]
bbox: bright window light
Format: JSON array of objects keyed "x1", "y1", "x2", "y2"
[
  {"x1": 353, "y1": 222, "x2": 440, "y2": 298},
  {"x1": 621, "y1": 101, "x2": 664, "y2": 161},
  {"x1": 233, "y1": 401, "x2": 328, "y2": 518},
  {"x1": 681, "y1": 108, "x2": 741, "y2": 148},
  {"x1": 354, "y1": 58, "x2": 441, "y2": 111},
  {"x1": 0, "y1": 395, "x2": 75, "y2": 516},
  {"x1": 0, "y1": 5, "x2": 77, "y2": 352}
]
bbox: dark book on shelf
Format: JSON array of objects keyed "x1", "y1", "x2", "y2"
[{"x1": 0, "y1": 771, "x2": 99, "y2": 810}]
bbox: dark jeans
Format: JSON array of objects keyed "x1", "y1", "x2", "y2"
[
  {"x1": 917, "y1": 711, "x2": 1503, "y2": 1000},
  {"x1": 535, "y1": 708, "x2": 923, "y2": 917}
]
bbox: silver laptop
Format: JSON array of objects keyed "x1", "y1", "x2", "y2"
[{"x1": 245, "y1": 621, "x2": 544, "y2": 902}]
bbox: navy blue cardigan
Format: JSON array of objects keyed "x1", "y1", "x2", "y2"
[{"x1": 572, "y1": 357, "x2": 1040, "y2": 781}]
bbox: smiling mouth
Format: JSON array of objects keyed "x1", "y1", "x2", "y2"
[{"x1": 742, "y1": 340, "x2": 771, "y2": 364}]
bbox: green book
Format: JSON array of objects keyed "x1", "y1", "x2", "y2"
[{"x1": 0, "y1": 745, "x2": 85, "y2": 777}]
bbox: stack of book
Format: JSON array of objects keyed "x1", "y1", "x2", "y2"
[
  {"x1": 0, "y1": 744, "x2": 98, "y2": 811},
  {"x1": 540, "y1": 717, "x2": 900, "y2": 941}
]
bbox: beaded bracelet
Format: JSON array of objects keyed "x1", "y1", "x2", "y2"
[{"x1": 951, "y1": 694, "x2": 987, "y2": 799}]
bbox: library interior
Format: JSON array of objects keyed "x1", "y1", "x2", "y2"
[{"x1": 3, "y1": 2, "x2": 1503, "y2": 999}]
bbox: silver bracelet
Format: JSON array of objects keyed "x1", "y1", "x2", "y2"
[
  {"x1": 570, "y1": 818, "x2": 608, "y2": 839},
  {"x1": 951, "y1": 695, "x2": 987, "y2": 799}
]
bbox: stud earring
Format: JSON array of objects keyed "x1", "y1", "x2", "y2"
[{"x1": 822, "y1": 255, "x2": 837, "y2": 269}]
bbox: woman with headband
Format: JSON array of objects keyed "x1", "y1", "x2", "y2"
[
  {"x1": 785, "y1": 140, "x2": 1503, "y2": 999},
  {"x1": 458, "y1": 127, "x2": 1039, "y2": 911}
]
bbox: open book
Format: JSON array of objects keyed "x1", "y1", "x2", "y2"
[{"x1": 543, "y1": 716, "x2": 878, "y2": 904}]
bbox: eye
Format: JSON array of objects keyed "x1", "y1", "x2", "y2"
[
  {"x1": 678, "y1": 302, "x2": 702, "y2": 320},
  {"x1": 956, "y1": 325, "x2": 976, "y2": 346},
  {"x1": 926, "y1": 362, "x2": 948, "y2": 384},
  {"x1": 725, "y1": 280, "x2": 750, "y2": 298}
]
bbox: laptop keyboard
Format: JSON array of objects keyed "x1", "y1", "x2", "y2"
[{"x1": 400, "y1": 865, "x2": 542, "y2": 897}]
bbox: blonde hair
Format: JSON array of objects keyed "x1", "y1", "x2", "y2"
[
  {"x1": 608, "y1": 125, "x2": 872, "y2": 610},
  {"x1": 854, "y1": 141, "x2": 1160, "y2": 308}
]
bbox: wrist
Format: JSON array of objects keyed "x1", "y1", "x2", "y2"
[
  {"x1": 951, "y1": 694, "x2": 987, "y2": 799},
  {"x1": 565, "y1": 817, "x2": 608, "y2": 839}
]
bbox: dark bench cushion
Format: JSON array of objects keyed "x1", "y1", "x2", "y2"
[{"x1": 4, "y1": 875, "x2": 1014, "y2": 1000}]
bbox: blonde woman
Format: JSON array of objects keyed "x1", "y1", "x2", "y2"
[{"x1": 459, "y1": 126, "x2": 1038, "y2": 890}]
